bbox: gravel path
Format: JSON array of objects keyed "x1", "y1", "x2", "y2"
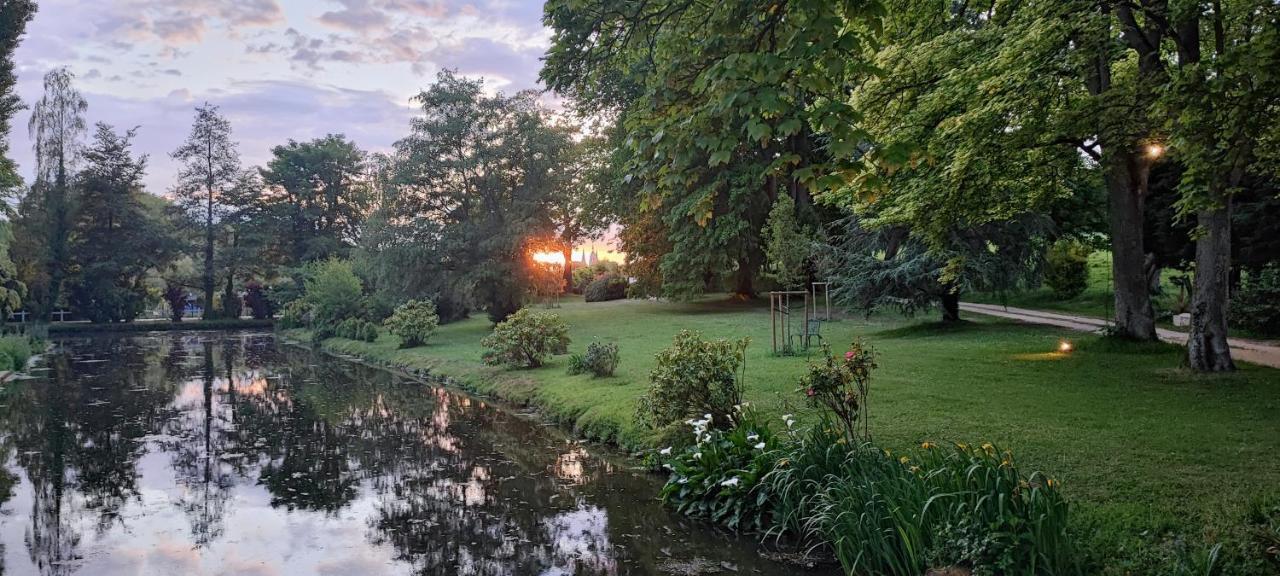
[{"x1": 960, "y1": 302, "x2": 1280, "y2": 369}]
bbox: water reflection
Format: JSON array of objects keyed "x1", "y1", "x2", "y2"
[{"x1": 0, "y1": 332, "x2": 815, "y2": 575}]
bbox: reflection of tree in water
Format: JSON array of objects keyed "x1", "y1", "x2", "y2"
[
  {"x1": 0, "y1": 338, "x2": 178, "y2": 575},
  {"x1": 0, "y1": 333, "x2": 641, "y2": 575}
]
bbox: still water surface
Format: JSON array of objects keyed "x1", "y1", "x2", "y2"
[{"x1": 0, "y1": 332, "x2": 815, "y2": 575}]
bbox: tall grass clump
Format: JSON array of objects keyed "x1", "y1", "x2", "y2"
[{"x1": 0, "y1": 335, "x2": 35, "y2": 372}]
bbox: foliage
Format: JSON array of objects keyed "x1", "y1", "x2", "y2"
[
  {"x1": 243, "y1": 282, "x2": 272, "y2": 320},
  {"x1": 571, "y1": 261, "x2": 621, "y2": 293},
  {"x1": 0, "y1": 334, "x2": 33, "y2": 372},
  {"x1": 583, "y1": 273, "x2": 627, "y2": 303},
  {"x1": 277, "y1": 299, "x2": 310, "y2": 330},
  {"x1": 799, "y1": 341, "x2": 876, "y2": 443},
  {"x1": 12, "y1": 67, "x2": 86, "y2": 317},
  {"x1": 0, "y1": 0, "x2": 36, "y2": 209},
  {"x1": 809, "y1": 442, "x2": 1074, "y2": 576},
  {"x1": 1229, "y1": 264, "x2": 1280, "y2": 337},
  {"x1": 248, "y1": 134, "x2": 370, "y2": 266},
  {"x1": 162, "y1": 282, "x2": 187, "y2": 321},
  {"x1": 822, "y1": 215, "x2": 1050, "y2": 320},
  {"x1": 383, "y1": 299, "x2": 439, "y2": 348},
  {"x1": 657, "y1": 406, "x2": 781, "y2": 532},
  {"x1": 301, "y1": 259, "x2": 363, "y2": 330},
  {"x1": 480, "y1": 308, "x2": 571, "y2": 369},
  {"x1": 67, "y1": 124, "x2": 177, "y2": 323},
  {"x1": 373, "y1": 70, "x2": 570, "y2": 324},
  {"x1": 1045, "y1": 239, "x2": 1091, "y2": 300},
  {"x1": 566, "y1": 340, "x2": 619, "y2": 377},
  {"x1": 542, "y1": 0, "x2": 882, "y2": 298},
  {"x1": 639, "y1": 330, "x2": 748, "y2": 431},
  {"x1": 336, "y1": 318, "x2": 379, "y2": 342},
  {"x1": 171, "y1": 103, "x2": 241, "y2": 319},
  {"x1": 0, "y1": 223, "x2": 24, "y2": 322},
  {"x1": 762, "y1": 194, "x2": 811, "y2": 289}
]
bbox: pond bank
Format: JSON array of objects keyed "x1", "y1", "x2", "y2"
[{"x1": 48, "y1": 317, "x2": 274, "y2": 334}]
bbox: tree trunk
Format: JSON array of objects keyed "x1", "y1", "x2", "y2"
[
  {"x1": 1187, "y1": 203, "x2": 1235, "y2": 372},
  {"x1": 561, "y1": 244, "x2": 574, "y2": 292},
  {"x1": 1104, "y1": 151, "x2": 1157, "y2": 340},
  {"x1": 941, "y1": 289, "x2": 960, "y2": 322},
  {"x1": 203, "y1": 193, "x2": 215, "y2": 320},
  {"x1": 734, "y1": 258, "x2": 755, "y2": 299}
]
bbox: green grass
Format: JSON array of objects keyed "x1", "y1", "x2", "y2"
[{"x1": 294, "y1": 295, "x2": 1280, "y2": 569}]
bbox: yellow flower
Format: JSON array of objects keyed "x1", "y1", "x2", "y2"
[
  {"x1": 899, "y1": 455, "x2": 910, "y2": 465},
  {"x1": 1000, "y1": 458, "x2": 1011, "y2": 468},
  {"x1": 981, "y1": 442, "x2": 995, "y2": 454},
  {"x1": 1047, "y1": 478, "x2": 1057, "y2": 488},
  {"x1": 921, "y1": 442, "x2": 934, "y2": 450},
  {"x1": 910, "y1": 466, "x2": 921, "y2": 474}
]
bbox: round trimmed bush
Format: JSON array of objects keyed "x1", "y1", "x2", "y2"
[
  {"x1": 1045, "y1": 240, "x2": 1090, "y2": 299},
  {"x1": 384, "y1": 299, "x2": 440, "y2": 348},
  {"x1": 481, "y1": 308, "x2": 570, "y2": 369}
]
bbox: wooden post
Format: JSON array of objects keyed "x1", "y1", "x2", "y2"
[{"x1": 770, "y1": 293, "x2": 777, "y2": 353}]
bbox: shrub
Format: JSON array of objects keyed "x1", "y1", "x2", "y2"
[
  {"x1": 799, "y1": 341, "x2": 876, "y2": 443},
  {"x1": 1230, "y1": 263, "x2": 1280, "y2": 337},
  {"x1": 384, "y1": 299, "x2": 440, "y2": 348},
  {"x1": 163, "y1": 282, "x2": 188, "y2": 322},
  {"x1": 0, "y1": 335, "x2": 34, "y2": 372},
  {"x1": 1045, "y1": 239, "x2": 1090, "y2": 299},
  {"x1": 480, "y1": 308, "x2": 570, "y2": 368},
  {"x1": 657, "y1": 406, "x2": 781, "y2": 532},
  {"x1": 566, "y1": 341, "x2": 620, "y2": 377},
  {"x1": 303, "y1": 259, "x2": 364, "y2": 328},
  {"x1": 357, "y1": 320, "x2": 379, "y2": 342},
  {"x1": 278, "y1": 300, "x2": 311, "y2": 330},
  {"x1": 583, "y1": 273, "x2": 628, "y2": 302},
  {"x1": 244, "y1": 282, "x2": 273, "y2": 320},
  {"x1": 639, "y1": 330, "x2": 748, "y2": 430}
]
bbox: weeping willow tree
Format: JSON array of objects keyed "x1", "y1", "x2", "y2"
[{"x1": 822, "y1": 214, "x2": 1050, "y2": 322}]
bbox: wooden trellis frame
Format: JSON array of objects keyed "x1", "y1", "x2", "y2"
[
  {"x1": 769, "y1": 290, "x2": 810, "y2": 354},
  {"x1": 811, "y1": 281, "x2": 832, "y2": 322}
]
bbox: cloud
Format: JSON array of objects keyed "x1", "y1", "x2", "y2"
[{"x1": 318, "y1": 0, "x2": 391, "y2": 32}]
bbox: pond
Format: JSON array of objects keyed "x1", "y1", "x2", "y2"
[{"x1": 0, "y1": 332, "x2": 819, "y2": 575}]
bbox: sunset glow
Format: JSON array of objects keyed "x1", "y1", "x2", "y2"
[{"x1": 533, "y1": 252, "x2": 565, "y2": 265}]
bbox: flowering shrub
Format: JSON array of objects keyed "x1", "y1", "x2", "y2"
[
  {"x1": 799, "y1": 340, "x2": 876, "y2": 442},
  {"x1": 657, "y1": 405, "x2": 781, "y2": 532},
  {"x1": 639, "y1": 330, "x2": 748, "y2": 431},
  {"x1": 567, "y1": 341, "x2": 620, "y2": 377},
  {"x1": 384, "y1": 299, "x2": 440, "y2": 348},
  {"x1": 481, "y1": 308, "x2": 571, "y2": 368}
]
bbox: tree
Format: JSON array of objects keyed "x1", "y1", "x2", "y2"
[
  {"x1": 0, "y1": 0, "x2": 36, "y2": 212},
  {"x1": 67, "y1": 124, "x2": 177, "y2": 322},
  {"x1": 762, "y1": 193, "x2": 811, "y2": 289},
  {"x1": 830, "y1": 0, "x2": 1167, "y2": 341},
  {"x1": 172, "y1": 104, "x2": 241, "y2": 320},
  {"x1": 254, "y1": 134, "x2": 370, "y2": 267},
  {"x1": 546, "y1": 133, "x2": 610, "y2": 289},
  {"x1": 13, "y1": 67, "x2": 86, "y2": 318},
  {"x1": 1159, "y1": 0, "x2": 1280, "y2": 372},
  {"x1": 542, "y1": 1, "x2": 881, "y2": 299},
  {"x1": 378, "y1": 70, "x2": 566, "y2": 323}
]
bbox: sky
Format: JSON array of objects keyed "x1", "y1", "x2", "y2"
[{"x1": 9, "y1": 0, "x2": 554, "y2": 194}]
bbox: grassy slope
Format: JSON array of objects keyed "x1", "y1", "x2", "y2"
[{"x1": 297, "y1": 296, "x2": 1280, "y2": 545}]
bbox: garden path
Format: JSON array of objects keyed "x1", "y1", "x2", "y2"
[{"x1": 960, "y1": 302, "x2": 1280, "y2": 369}]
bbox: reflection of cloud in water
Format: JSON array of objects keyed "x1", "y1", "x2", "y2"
[{"x1": 543, "y1": 505, "x2": 617, "y2": 575}]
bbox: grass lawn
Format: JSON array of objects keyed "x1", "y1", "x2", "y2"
[{"x1": 296, "y1": 295, "x2": 1280, "y2": 564}]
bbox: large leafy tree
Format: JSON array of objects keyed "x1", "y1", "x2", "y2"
[
  {"x1": 171, "y1": 104, "x2": 241, "y2": 320},
  {"x1": 542, "y1": 0, "x2": 883, "y2": 298},
  {"x1": 254, "y1": 134, "x2": 370, "y2": 266},
  {"x1": 67, "y1": 124, "x2": 177, "y2": 322},
  {"x1": 1159, "y1": 0, "x2": 1280, "y2": 371},
  {"x1": 12, "y1": 68, "x2": 86, "y2": 318},
  {"x1": 367, "y1": 71, "x2": 566, "y2": 322}
]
